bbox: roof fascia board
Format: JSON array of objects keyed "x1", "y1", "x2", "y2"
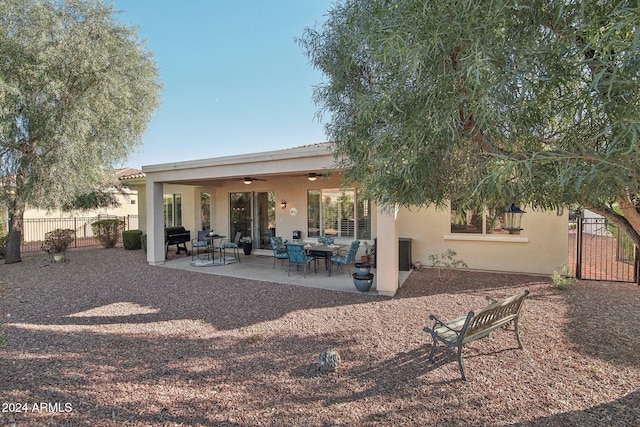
[{"x1": 142, "y1": 144, "x2": 334, "y2": 174}]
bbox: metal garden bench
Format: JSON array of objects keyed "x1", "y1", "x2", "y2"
[{"x1": 424, "y1": 290, "x2": 530, "y2": 380}]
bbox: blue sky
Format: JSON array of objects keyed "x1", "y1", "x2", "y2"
[{"x1": 112, "y1": 0, "x2": 333, "y2": 169}]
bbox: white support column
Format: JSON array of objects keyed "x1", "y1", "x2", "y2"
[
  {"x1": 147, "y1": 180, "x2": 165, "y2": 265},
  {"x1": 376, "y1": 206, "x2": 399, "y2": 296}
]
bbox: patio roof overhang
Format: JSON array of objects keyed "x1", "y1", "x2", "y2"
[{"x1": 141, "y1": 143, "x2": 337, "y2": 186}]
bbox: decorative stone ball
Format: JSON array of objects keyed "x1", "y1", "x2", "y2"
[{"x1": 317, "y1": 348, "x2": 341, "y2": 374}]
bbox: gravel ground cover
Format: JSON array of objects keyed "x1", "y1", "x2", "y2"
[{"x1": 0, "y1": 248, "x2": 639, "y2": 426}]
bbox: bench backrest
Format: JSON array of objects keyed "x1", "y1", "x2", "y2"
[{"x1": 462, "y1": 290, "x2": 530, "y2": 343}]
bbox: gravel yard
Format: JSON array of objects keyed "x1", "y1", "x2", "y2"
[{"x1": 1, "y1": 248, "x2": 639, "y2": 426}]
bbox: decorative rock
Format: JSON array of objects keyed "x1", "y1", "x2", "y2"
[{"x1": 317, "y1": 348, "x2": 341, "y2": 374}]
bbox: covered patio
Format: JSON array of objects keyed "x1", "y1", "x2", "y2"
[
  {"x1": 139, "y1": 143, "x2": 404, "y2": 296},
  {"x1": 160, "y1": 250, "x2": 412, "y2": 294}
]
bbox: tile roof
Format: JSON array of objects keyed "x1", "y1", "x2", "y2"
[{"x1": 116, "y1": 167, "x2": 146, "y2": 180}]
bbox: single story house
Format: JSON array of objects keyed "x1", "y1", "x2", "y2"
[{"x1": 123, "y1": 143, "x2": 568, "y2": 296}]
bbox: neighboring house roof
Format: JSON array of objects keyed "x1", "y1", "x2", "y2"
[{"x1": 117, "y1": 167, "x2": 146, "y2": 180}]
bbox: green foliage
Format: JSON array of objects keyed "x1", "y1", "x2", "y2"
[
  {"x1": 62, "y1": 190, "x2": 121, "y2": 212},
  {"x1": 122, "y1": 229, "x2": 143, "y2": 250},
  {"x1": 44, "y1": 229, "x2": 75, "y2": 253},
  {"x1": 91, "y1": 219, "x2": 124, "y2": 249},
  {"x1": 363, "y1": 241, "x2": 375, "y2": 255},
  {"x1": 300, "y1": 1, "x2": 640, "y2": 235},
  {"x1": 552, "y1": 264, "x2": 577, "y2": 290},
  {"x1": 0, "y1": 0, "x2": 161, "y2": 262},
  {"x1": 0, "y1": 231, "x2": 7, "y2": 259},
  {"x1": 428, "y1": 249, "x2": 468, "y2": 282}
]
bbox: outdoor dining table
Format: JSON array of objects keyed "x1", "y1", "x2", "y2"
[
  {"x1": 203, "y1": 234, "x2": 226, "y2": 261},
  {"x1": 304, "y1": 243, "x2": 344, "y2": 276}
]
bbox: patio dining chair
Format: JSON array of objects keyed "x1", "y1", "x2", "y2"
[
  {"x1": 220, "y1": 231, "x2": 242, "y2": 263},
  {"x1": 330, "y1": 240, "x2": 360, "y2": 275},
  {"x1": 285, "y1": 243, "x2": 317, "y2": 278},
  {"x1": 191, "y1": 230, "x2": 210, "y2": 261},
  {"x1": 270, "y1": 236, "x2": 288, "y2": 269},
  {"x1": 317, "y1": 235, "x2": 335, "y2": 245}
]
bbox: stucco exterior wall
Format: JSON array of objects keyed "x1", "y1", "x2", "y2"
[
  {"x1": 139, "y1": 144, "x2": 568, "y2": 278},
  {"x1": 397, "y1": 205, "x2": 568, "y2": 275}
]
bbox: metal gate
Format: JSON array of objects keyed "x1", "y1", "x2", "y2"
[{"x1": 572, "y1": 215, "x2": 638, "y2": 283}]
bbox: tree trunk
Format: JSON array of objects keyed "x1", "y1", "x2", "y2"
[
  {"x1": 589, "y1": 198, "x2": 640, "y2": 250},
  {"x1": 4, "y1": 198, "x2": 24, "y2": 264}
]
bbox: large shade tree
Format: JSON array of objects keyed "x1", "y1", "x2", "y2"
[
  {"x1": 0, "y1": 0, "x2": 161, "y2": 263},
  {"x1": 300, "y1": 1, "x2": 640, "y2": 245}
]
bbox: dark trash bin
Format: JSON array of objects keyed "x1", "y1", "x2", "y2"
[{"x1": 399, "y1": 238, "x2": 412, "y2": 271}]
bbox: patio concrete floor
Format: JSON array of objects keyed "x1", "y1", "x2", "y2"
[{"x1": 160, "y1": 249, "x2": 411, "y2": 295}]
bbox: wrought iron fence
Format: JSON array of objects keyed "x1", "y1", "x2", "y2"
[
  {"x1": 14, "y1": 214, "x2": 139, "y2": 253},
  {"x1": 574, "y1": 215, "x2": 638, "y2": 283}
]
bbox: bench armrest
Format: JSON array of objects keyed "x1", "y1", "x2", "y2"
[{"x1": 428, "y1": 314, "x2": 462, "y2": 335}]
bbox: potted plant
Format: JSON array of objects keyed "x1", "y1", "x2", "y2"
[
  {"x1": 44, "y1": 228, "x2": 75, "y2": 261},
  {"x1": 361, "y1": 241, "x2": 375, "y2": 263},
  {"x1": 240, "y1": 236, "x2": 253, "y2": 255}
]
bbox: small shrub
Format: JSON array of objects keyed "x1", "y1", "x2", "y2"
[
  {"x1": 428, "y1": 249, "x2": 468, "y2": 282},
  {"x1": 122, "y1": 229, "x2": 143, "y2": 250},
  {"x1": 552, "y1": 264, "x2": 576, "y2": 290},
  {"x1": 92, "y1": 219, "x2": 125, "y2": 248},
  {"x1": 44, "y1": 229, "x2": 75, "y2": 253},
  {"x1": 0, "y1": 231, "x2": 7, "y2": 259}
]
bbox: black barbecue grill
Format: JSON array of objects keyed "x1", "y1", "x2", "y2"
[{"x1": 164, "y1": 226, "x2": 191, "y2": 257}]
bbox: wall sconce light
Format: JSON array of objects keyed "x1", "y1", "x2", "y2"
[
  {"x1": 307, "y1": 173, "x2": 317, "y2": 182},
  {"x1": 280, "y1": 200, "x2": 287, "y2": 210},
  {"x1": 243, "y1": 177, "x2": 252, "y2": 185},
  {"x1": 502, "y1": 204, "x2": 526, "y2": 234}
]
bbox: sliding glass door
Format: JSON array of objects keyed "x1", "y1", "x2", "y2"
[
  {"x1": 229, "y1": 191, "x2": 275, "y2": 249},
  {"x1": 254, "y1": 191, "x2": 275, "y2": 249},
  {"x1": 229, "y1": 192, "x2": 251, "y2": 241}
]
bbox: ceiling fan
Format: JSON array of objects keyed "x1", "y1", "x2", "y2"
[
  {"x1": 235, "y1": 177, "x2": 267, "y2": 185},
  {"x1": 292, "y1": 171, "x2": 334, "y2": 181}
]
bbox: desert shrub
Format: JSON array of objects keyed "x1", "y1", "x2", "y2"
[
  {"x1": 44, "y1": 228, "x2": 75, "y2": 253},
  {"x1": 552, "y1": 264, "x2": 576, "y2": 290},
  {"x1": 92, "y1": 219, "x2": 125, "y2": 248},
  {"x1": 122, "y1": 229, "x2": 143, "y2": 250},
  {"x1": 428, "y1": 249, "x2": 468, "y2": 282}
]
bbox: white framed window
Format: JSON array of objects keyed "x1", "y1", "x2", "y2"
[
  {"x1": 450, "y1": 201, "x2": 509, "y2": 235},
  {"x1": 307, "y1": 188, "x2": 371, "y2": 239}
]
